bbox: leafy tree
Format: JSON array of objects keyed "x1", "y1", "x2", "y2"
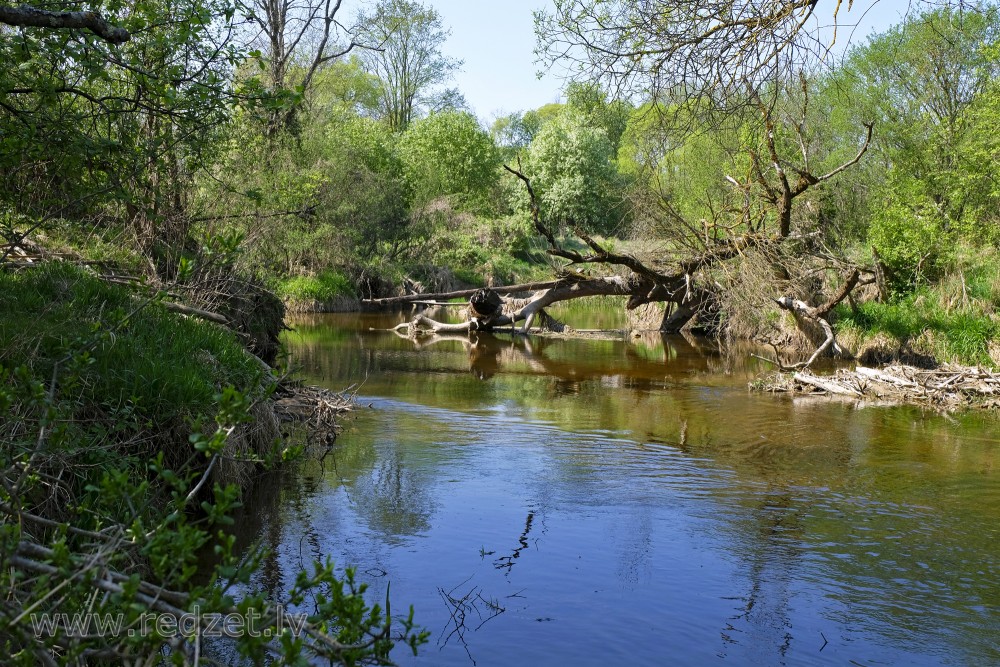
[
  {"x1": 306, "y1": 55, "x2": 383, "y2": 118},
  {"x1": 398, "y1": 110, "x2": 500, "y2": 207},
  {"x1": 355, "y1": 0, "x2": 462, "y2": 132},
  {"x1": 959, "y1": 67, "x2": 1000, "y2": 244},
  {"x1": 521, "y1": 112, "x2": 623, "y2": 234},
  {"x1": 492, "y1": 112, "x2": 536, "y2": 157},
  {"x1": 564, "y1": 81, "x2": 632, "y2": 154},
  {"x1": 839, "y1": 4, "x2": 1000, "y2": 287},
  {"x1": 0, "y1": 0, "x2": 264, "y2": 272}
]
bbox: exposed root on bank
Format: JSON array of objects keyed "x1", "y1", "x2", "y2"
[{"x1": 754, "y1": 364, "x2": 1000, "y2": 410}]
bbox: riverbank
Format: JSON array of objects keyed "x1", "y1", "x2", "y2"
[{"x1": 0, "y1": 261, "x2": 425, "y2": 664}]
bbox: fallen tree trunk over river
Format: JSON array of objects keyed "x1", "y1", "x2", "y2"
[{"x1": 389, "y1": 277, "x2": 646, "y2": 335}]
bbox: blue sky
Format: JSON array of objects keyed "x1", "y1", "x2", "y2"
[{"x1": 420, "y1": 0, "x2": 913, "y2": 123}]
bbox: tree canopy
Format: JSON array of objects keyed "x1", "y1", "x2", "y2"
[{"x1": 355, "y1": 0, "x2": 462, "y2": 132}]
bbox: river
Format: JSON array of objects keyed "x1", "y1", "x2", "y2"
[{"x1": 233, "y1": 307, "x2": 999, "y2": 666}]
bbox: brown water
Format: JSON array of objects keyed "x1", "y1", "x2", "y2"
[{"x1": 236, "y1": 310, "x2": 1000, "y2": 666}]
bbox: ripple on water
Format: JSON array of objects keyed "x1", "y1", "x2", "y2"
[{"x1": 262, "y1": 323, "x2": 1000, "y2": 667}]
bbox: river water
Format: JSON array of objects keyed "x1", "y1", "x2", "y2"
[{"x1": 236, "y1": 308, "x2": 999, "y2": 666}]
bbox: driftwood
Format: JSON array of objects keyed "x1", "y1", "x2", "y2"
[
  {"x1": 757, "y1": 364, "x2": 1000, "y2": 410},
  {"x1": 791, "y1": 371, "x2": 861, "y2": 396},
  {"x1": 388, "y1": 277, "x2": 640, "y2": 336}
]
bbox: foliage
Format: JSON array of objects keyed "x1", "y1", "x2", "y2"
[
  {"x1": 563, "y1": 81, "x2": 632, "y2": 154},
  {"x1": 398, "y1": 111, "x2": 501, "y2": 208},
  {"x1": 308, "y1": 55, "x2": 384, "y2": 117},
  {"x1": 839, "y1": 5, "x2": 1000, "y2": 252},
  {"x1": 491, "y1": 110, "x2": 543, "y2": 156},
  {"x1": 521, "y1": 112, "x2": 624, "y2": 234},
  {"x1": 355, "y1": 0, "x2": 463, "y2": 132},
  {"x1": 867, "y1": 179, "x2": 953, "y2": 293},
  {"x1": 0, "y1": 0, "x2": 265, "y2": 263}
]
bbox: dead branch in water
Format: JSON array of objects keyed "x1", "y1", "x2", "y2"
[{"x1": 755, "y1": 364, "x2": 1000, "y2": 410}]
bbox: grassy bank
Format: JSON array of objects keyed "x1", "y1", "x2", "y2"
[
  {"x1": 0, "y1": 262, "x2": 425, "y2": 664},
  {"x1": 835, "y1": 253, "x2": 1000, "y2": 367}
]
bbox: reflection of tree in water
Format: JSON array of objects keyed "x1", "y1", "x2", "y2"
[
  {"x1": 611, "y1": 505, "x2": 654, "y2": 589},
  {"x1": 350, "y1": 447, "x2": 433, "y2": 538},
  {"x1": 388, "y1": 328, "x2": 723, "y2": 387},
  {"x1": 719, "y1": 490, "x2": 804, "y2": 663}
]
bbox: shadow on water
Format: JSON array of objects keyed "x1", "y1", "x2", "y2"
[{"x1": 224, "y1": 311, "x2": 1000, "y2": 666}]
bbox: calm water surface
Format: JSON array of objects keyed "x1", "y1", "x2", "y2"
[{"x1": 237, "y1": 309, "x2": 999, "y2": 666}]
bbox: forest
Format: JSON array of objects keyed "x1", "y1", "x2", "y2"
[
  {"x1": 4, "y1": 0, "x2": 1000, "y2": 362},
  {"x1": 2, "y1": 0, "x2": 999, "y2": 664}
]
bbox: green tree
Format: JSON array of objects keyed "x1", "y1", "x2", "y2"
[
  {"x1": 307, "y1": 55, "x2": 383, "y2": 118},
  {"x1": 355, "y1": 0, "x2": 462, "y2": 132},
  {"x1": 0, "y1": 0, "x2": 264, "y2": 272},
  {"x1": 840, "y1": 4, "x2": 1000, "y2": 287},
  {"x1": 564, "y1": 81, "x2": 632, "y2": 155},
  {"x1": 522, "y1": 112, "x2": 623, "y2": 233},
  {"x1": 491, "y1": 111, "x2": 541, "y2": 155},
  {"x1": 398, "y1": 110, "x2": 500, "y2": 207}
]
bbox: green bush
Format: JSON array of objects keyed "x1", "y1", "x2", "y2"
[{"x1": 868, "y1": 196, "x2": 951, "y2": 294}]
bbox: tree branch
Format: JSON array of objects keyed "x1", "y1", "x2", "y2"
[{"x1": 0, "y1": 5, "x2": 130, "y2": 44}]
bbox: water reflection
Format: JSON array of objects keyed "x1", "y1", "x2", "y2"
[{"x1": 231, "y1": 312, "x2": 1000, "y2": 666}]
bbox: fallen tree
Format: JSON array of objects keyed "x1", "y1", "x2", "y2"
[{"x1": 368, "y1": 86, "x2": 876, "y2": 369}]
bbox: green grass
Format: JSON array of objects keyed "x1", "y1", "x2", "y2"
[
  {"x1": 277, "y1": 270, "x2": 357, "y2": 302},
  {"x1": 836, "y1": 289, "x2": 998, "y2": 367},
  {"x1": 0, "y1": 262, "x2": 265, "y2": 427},
  {"x1": 36, "y1": 218, "x2": 147, "y2": 272},
  {"x1": 834, "y1": 246, "x2": 1000, "y2": 367}
]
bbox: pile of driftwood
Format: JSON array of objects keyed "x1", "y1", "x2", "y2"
[
  {"x1": 274, "y1": 382, "x2": 355, "y2": 447},
  {"x1": 758, "y1": 364, "x2": 1000, "y2": 409}
]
